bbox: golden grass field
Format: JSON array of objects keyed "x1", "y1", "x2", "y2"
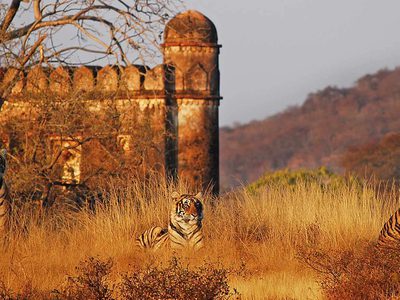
[{"x1": 0, "y1": 177, "x2": 398, "y2": 299}]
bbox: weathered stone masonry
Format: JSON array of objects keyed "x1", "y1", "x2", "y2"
[{"x1": 0, "y1": 10, "x2": 221, "y2": 194}]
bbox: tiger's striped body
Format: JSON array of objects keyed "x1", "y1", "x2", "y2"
[
  {"x1": 0, "y1": 150, "x2": 10, "y2": 236},
  {"x1": 0, "y1": 180, "x2": 10, "y2": 234},
  {"x1": 136, "y1": 192, "x2": 204, "y2": 251},
  {"x1": 135, "y1": 226, "x2": 168, "y2": 250},
  {"x1": 377, "y1": 208, "x2": 400, "y2": 249}
]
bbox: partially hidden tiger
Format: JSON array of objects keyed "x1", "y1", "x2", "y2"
[
  {"x1": 136, "y1": 192, "x2": 204, "y2": 251},
  {"x1": 0, "y1": 149, "x2": 10, "y2": 237},
  {"x1": 377, "y1": 208, "x2": 400, "y2": 250}
]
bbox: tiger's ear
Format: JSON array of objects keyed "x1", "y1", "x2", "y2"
[
  {"x1": 195, "y1": 192, "x2": 203, "y2": 200},
  {"x1": 171, "y1": 191, "x2": 180, "y2": 199}
]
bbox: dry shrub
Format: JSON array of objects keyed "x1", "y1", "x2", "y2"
[
  {"x1": 25, "y1": 256, "x2": 236, "y2": 300},
  {"x1": 120, "y1": 257, "x2": 237, "y2": 300},
  {"x1": 299, "y1": 245, "x2": 400, "y2": 300},
  {"x1": 0, "y1": 280, "x2": 52, "y2": 300},
  {"x1": 54, "y1": 257, "x2": 114, "y2": 300},
  {"x1": 0, "y1": 281, "x2": 14, "y2": 300}
]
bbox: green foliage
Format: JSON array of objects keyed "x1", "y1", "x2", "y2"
[{"x1": 247, "y1": 167, "x2": 358, "y2": 193}]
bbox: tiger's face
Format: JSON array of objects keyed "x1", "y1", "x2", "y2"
[{"x1": 171, "y1": 192, "x2": 204, "y2": 225}]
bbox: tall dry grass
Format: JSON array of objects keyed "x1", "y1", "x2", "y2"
[{"x1": 0, "y1": 176, "x2": 398, "y2": 299}]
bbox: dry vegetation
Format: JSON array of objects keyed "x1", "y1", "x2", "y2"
[{"x1": 0, "y1": 175, "x2": 398, "y2": 299}]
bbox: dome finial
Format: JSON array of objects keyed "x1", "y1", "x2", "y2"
[{"x1": 164, "y1": 10, "x2": 218, "y2": 45}]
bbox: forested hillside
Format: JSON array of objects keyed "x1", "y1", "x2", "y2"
[{"x1": 220, "y1": 67, "x2": 400, "y2": 189}]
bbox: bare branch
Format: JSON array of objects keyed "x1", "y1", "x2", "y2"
[
  {"x1": 21, "y1": 34, "x2": 46, "y2": 66},
  {"x1": 0, "y1": 0, "x2": 23, "y2": 33},
  {"x1": 0, "y1": 0, "x2": 183, "y2": 72},
  {"x1": 33, "y1": 0, "x2": 42, "y2": 21}
]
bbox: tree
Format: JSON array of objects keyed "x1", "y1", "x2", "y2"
[
  {"x1": 0, "y1": 0, "x2": 182, "y2": 207},
  {"x1": 0, "y1": 0, "x2": 182, "y2": 98}
]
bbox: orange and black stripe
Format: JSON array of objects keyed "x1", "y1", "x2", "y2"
[
  {"x1": 0, "y1": 150, "x2": 10, "y2": 235},
  {"x1": 136, "y1": 192, "x2": 204, "y2": 251},
  {"x1": 377, "y1": 208, "x2": 400, "y2": 249}
]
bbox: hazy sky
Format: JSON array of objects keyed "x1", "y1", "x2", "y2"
[{"x1": 185, "y1": 0, "x2": 400, "y2": 126}]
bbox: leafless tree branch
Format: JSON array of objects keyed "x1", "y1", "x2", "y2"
[
  {"x1": 0, "y1": 0, "x2": 183, "y2": 67},
  {"x1": 0, "y1": 0, "x2": 23, "y2": 33}
]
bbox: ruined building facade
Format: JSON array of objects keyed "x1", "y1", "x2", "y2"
[{"x1": 0, "y1": 11, "x2": 221, "y2": 194}]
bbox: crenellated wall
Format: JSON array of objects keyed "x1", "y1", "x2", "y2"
[
  {"x1": 0, "y1": 64, "x2": 168, "y2": 97},
  {"x1": 0, "y1": 10, "x2": 222, "y2": 194}
]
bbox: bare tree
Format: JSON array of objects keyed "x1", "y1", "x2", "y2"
[
  {"x1": 0, "y1": 0, "x2": 182, "y2": 98},
  {"x1": 0, "y1": 0, "x2": 182, "y2": 208}
]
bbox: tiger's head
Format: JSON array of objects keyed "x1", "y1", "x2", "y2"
[{"x1": 171, "y1": 192, "x2": 204, "y2": 226}]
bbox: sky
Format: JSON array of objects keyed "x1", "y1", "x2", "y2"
[{"x1": 185, "y1": 0, "x2": 400, "y2": 126}]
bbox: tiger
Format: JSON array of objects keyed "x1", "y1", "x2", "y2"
[
  {"x1": 377, "y1": 208, "x2": 400, "y2": 249},
  {"x1": 0, "y1": 149, "x2": 10, "y2": 236},
  {"x1": 135, "y1": 226, "x2": 168, "y2": 250},
  {"x1": 136, "y1": 192, "x2": 204, "y2": 251}
]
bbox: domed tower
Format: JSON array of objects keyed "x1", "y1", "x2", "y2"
[{"x1": 163, "y1": 10, "x2": 221, "y2": 194}]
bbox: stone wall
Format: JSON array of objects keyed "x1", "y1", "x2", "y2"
[
  {"x1": 0, "y1": 64, "x2": 169, "y2": 186},
  {"x1": 0, "y1": 10, "x2": 222, "y2": 194}
]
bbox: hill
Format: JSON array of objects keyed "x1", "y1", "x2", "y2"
[{"x1": 220, "y1": 67, "x2": 400, "y2": 189}]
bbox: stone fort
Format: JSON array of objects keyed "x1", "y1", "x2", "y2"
[{"x1": 0, "y1": 10, "x2": 221, "y2": 195}]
